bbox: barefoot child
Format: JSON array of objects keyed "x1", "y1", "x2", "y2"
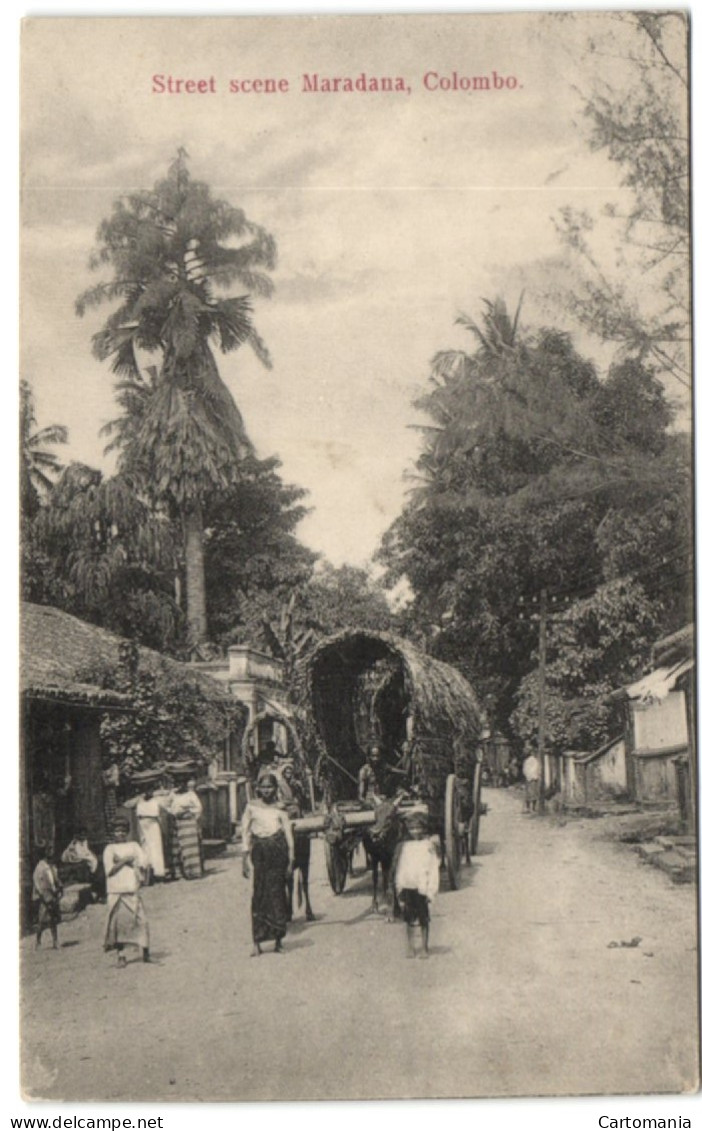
[
  {"x1": 32, "y1": 847, "x2": 63, "y2": 949},
  {"x1": 393, "y1": 811, "x2": 440, "y2": 959},
  {"x1": 103, "y1": 817, "x2": 150, "y2": 967}
]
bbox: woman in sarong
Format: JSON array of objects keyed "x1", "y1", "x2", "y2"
[
  {"x1": 103, "y1": 817, "x2": 150, "y2": 967},
  {"x1": 169, "y1": 780, "x2": 203, "y2": 879},
  {"x1": 241, "y1": 773, "x2": 294, "y2": 956}
]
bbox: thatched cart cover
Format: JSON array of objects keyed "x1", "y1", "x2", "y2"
[{"x1": 304, "y1": 630, "x2": 485, "y2": 816}]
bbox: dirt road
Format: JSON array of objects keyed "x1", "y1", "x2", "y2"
[{"x1": 21, "y1": 788, "x2": 699, "y2": 1102}]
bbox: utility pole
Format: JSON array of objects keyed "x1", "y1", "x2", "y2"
[{"x1": 537, "y1": 587, "x2": 548, "y2": 815}]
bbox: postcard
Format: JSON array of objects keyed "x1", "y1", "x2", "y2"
[{"x1": 19, "y1": 11, "x2": 696, "y2": 1108}]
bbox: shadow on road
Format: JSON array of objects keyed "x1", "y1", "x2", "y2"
[{"x1": 282, "y1": 937, "x2": 315, "y2": 952}]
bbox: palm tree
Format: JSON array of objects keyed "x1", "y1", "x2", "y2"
[
  {"x1": 20, "y1": 380, "x2": 68, "y2": 518},
  {"x1": 76, "y1": 150, "x2": 276, "y2": 647}
]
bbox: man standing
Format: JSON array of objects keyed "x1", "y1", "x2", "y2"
[{"x1": 522, "y1": 752, "x2": 540, "y2": 813}]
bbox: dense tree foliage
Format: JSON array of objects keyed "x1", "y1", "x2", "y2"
[
  {"x1": 555, "y1": 11, "x2": 690, "y2": 392},
  {"x1": 22, "y1": 453, "x2": 319, "y2": 656},
  {"x1": 379, "y1": 298, "x2": 691, "y2": 749},
  {"x1": 22, "y1": 462, "x2": 183, "y2": 651},
  {"x1": 78, "y1": 641, "x2": 233, "y2": 780},
  {"x1": 76, "y1": 150, "x2": 276, "y2": 646},
  {"x1": 204, "y1": 455, "x2": 316, "y2": 644},
  {"x1": 510, "y1": 579, "x2": 662, "y2": 756}
]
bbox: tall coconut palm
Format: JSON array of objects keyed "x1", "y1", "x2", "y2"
[
  {"x1": 416, "y1": 295, "x2": 618, "y2": 497},
  {"x1": 76, "y1": 150, "x2": 276, "y2": 647},
  {"x1": 20, "y1": 379, "x2": 68, "y2": 518}
]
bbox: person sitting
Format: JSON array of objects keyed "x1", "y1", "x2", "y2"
[
  {"x1": 61, "y1": 828, "x2": 103, "y2": 901},
  {"x1": 358, "y1": 743, "x2": 389, "y2": 804},
  {"x1": 61, "y1": 829, "x2": 98, "y2": 875}
]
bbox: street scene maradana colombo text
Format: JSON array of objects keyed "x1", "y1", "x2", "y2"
[{"x1": 20, "y1": 12, "x2": 697, "y2": 1105}]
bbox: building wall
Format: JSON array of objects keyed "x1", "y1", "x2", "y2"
[
  {"x1": 593, "y1": 739, "x2": 628, "y2": 795},
  {"x1": 632, "y1": 692, "x2": 687, "y2": 754},
  {"x1": 633, "y1": 752, "x2": 679, "y2": 803},
  {"x1": 70, "y1": 715, "x2": 107, "y2": 845}
]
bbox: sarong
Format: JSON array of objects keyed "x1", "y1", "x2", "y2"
[
  {"x1": 172, "y1": 815, "x2": 202, "y2": 879},
  {"x1": 35, "y1": 896, "x2": 61, "y2": 929},
  {"x1": 103, "y1": 893, "x2": 150, "y2": 951},
  {"x1": 399, "y1": 889, "x2": 430, "y2": 928},
  {"x1": 251, "y1": 829, "x2": 289, "y2": 943}
]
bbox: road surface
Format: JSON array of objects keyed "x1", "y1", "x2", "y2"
[{"x1": 21, "y1": 788, "x2": 699, "y2": 1102}]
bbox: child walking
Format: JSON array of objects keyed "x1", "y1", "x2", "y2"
[
  {"x1": 32, "y1": 847, "x2": 63, "y2": 949},
  {"x1": 103, "y1": 816, "x2": 150, "y2": 967},
  {"x1": 393, "y1": 811, "x2": 440, "y2": 959}
]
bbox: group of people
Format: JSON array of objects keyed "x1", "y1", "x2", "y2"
[
  {"x1": 31, "y1": 774, "x2": 205, "y2": 963},
  {"x1": 131, "y1": 777, "x2": 205, "y2": 884},
  {"x1": 240, "y1": 739, "x2": 439, "y2": 960},
  {"x1": 33, "y1": 740, "x2": 441, "y2": 964}
]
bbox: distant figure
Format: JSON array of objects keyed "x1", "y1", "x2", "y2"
[
  {"x1": 522, "y1": 753, "x2": 540, "y2": 812},
  {"x1": 394, "y1": 812, "x2": 441, "y2": 959},
  {"x1": 257, "y1": 742, "x2": 296, "y2": 807},
  {"x1": 358, "y1": 743, "x2": 388, "y2": 804},
  {"x1": 505, "y1": 756, "x2": 521, "y2": 786},
  {"x1": 32, "y1": 847, "x2": 63, "y2": 950},
  {"x1": 241, "y1": 773, "x2": 294, "y2": 956},
  {"x1": 257, "y1": 739, "x2": 280, "y2": 770},
  {"x1": 103, "y1": 816, "x2": 150, "y2": 967}
]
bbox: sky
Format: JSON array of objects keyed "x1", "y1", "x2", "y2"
[
  {"x1": 18, "y1": 12, "x2": 640, "y2": 569},
  {"x1": 20, "y1": 11, "x2": 689, "y2": 573}
]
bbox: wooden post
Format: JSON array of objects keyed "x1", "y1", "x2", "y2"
[{"x1": 537, "y1": 588, "x2": 548, "y2": 815}]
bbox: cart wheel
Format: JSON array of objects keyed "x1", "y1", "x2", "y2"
[
  {"x1": 469, "y1": 762, "x2": 483, "y2": 856},
  {"x1": 444, "y1": 773, "x2": 461, "y2": 891},
  {"x1": 325, "y1": 839, "x2": 348, "y2": 894}
]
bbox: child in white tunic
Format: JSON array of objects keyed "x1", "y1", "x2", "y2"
[
  {"x1": 103, "y1": 817, "x2": 150, "y2": 967},
  {"x1": 393, "y1": 811, "x2": 440, "y2": 959}
]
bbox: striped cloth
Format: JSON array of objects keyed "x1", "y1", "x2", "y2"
[{"x1": 172, "y1": 815, "x2": 202, "y2": 879}]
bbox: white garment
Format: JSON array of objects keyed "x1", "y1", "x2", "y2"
[
  {"x1": 522, "y1": 755, "x2": 540, "y2": 783},
  {"x1": 169, "y1": 790, "x2": 203, "y2": 820},
  {"x1": 240, "y1": 801, "x2": 294, "y2": 856},
  {"x1": 103, "y1": 842, "x2": 147, "y2": 895},
  {"x1": 136, "y1": 797, "x2": 166, "y2": 877},
  {"x1": 61, "y1": 837, "x2": 98, "y2": 873},
  {"x1": 394, "y1": 838, "x2": 441, "y2": 902}
]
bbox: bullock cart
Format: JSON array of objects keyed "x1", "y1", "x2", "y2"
[{"x1": 293, "y1": 630, "x2": 486, "y2": 894}]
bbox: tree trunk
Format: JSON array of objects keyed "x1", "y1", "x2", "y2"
[{"x1": 183, "y1": 503, "x2": 207, "y2": 648}]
